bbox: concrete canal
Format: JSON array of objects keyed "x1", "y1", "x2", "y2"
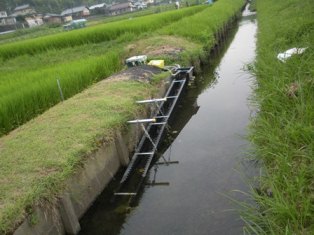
[{"x1": 79, "y1": 6, "x2": 257, "y2": 235}]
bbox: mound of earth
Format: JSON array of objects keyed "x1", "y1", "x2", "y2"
[{"x1": 108, "y1": 65, "x2": 163, "y2": 82}]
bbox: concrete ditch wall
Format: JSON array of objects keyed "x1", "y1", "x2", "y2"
[{"x1": 14, "y1": 130, "x2": 135, "y2": 235}]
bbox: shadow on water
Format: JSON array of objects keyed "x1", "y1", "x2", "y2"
[{"x1": 79, "y1": 6, "x2": 257, "y2": 235}]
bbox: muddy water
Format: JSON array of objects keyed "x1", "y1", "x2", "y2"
[{"x1": 79, "y1": 7, "x2": 257, "y2": 235}]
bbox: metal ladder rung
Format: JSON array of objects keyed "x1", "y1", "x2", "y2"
[
  {"x1": 146, "y1": 182, "x2": 170, "y2": 186},
  {"x1": 134, "y1": 152, "x2": 154, "y2": 155},
  {"x1": 173, "y1": 79, "x2": 185, "y2": 83},
  {"x1": 166, "y1": 95, "x2": 178, "y2": 99},
  {"x1": 127, "y1": 118, "x2": 156, "y2": 124},
  {"x1": 151, "y1": 122, "x2": 167, "y2": 125},
  {"x1": 155, "y1": 115, "x2": 169, "y2": 119},
  {"x1": 156, "y1": 161, "x2": 179, "y2": 165},
  {"x1": 136, "y1": 98, "x2": 167, "y2": 104},
  {"x1": 114, "y1": 192, "x2": 137, "y2": 196}
]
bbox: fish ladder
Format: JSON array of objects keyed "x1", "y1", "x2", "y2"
[{"x1": 114, "y1": 67, "x2": 194, "y2": 202}]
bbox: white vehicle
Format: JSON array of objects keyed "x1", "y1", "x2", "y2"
[{"x1": 133, "y1": 2, "x2": 147, "y2": 9}]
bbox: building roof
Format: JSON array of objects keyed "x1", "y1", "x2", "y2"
[
  {"x1": 44, "y1": 13, "x2": 61, "y2": 18},
  {"x1": 109, "y1": 3, "x2": 131, "y2": 11},
  {"x1": 61, "y1": 6, "x2": 89, "y2": 16},
  {"x1": 14, "y1": 4, "x2": 31, "y2": 11},
  {"x1": 89, "y1": 3, "x2": 108, "y2": 10}
]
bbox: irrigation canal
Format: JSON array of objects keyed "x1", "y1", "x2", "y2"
[{"x1": 79, "y1": 6, "x2": 257, "y2": 235}]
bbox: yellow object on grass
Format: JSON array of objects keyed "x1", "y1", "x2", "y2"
[{"x1": 148, "y1": 60, "x2": 165, "y2": 69}]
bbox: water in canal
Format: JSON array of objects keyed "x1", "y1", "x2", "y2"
[{"x1": 80, "y1": 6, "x2": 257, "y2": 235}]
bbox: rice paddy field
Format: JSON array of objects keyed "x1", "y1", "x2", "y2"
[
  {"x1": 0, "y1": 0, "x2": 245, "y2": 233},
  {"x1": 0, "y1": 5, "x2": 206, "y2": 136},
  {"x1": 0, "y1": 0, "x2": 244, "y2": 136},
  {"x1": 243, "y1": 0, "x2": 314, "y2": 234}
]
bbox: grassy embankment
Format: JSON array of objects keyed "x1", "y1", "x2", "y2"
[
  {"x1": 0, "y1": 0, "x2": 245, "y2": 233},
  {"x1": 243, "y1": 0, "x2": 314, "y2": 234}
]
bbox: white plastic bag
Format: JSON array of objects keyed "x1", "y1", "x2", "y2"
[{"x1": 277, "y1": 48, "x2": 307, "y2": 62}]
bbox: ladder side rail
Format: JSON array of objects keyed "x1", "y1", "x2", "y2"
[
  {"x1": 141, "y1": 78, "x2": 187, "y2": 177},
  {"x1": 120, "y1": 151, "x2": 143, "y2": 184},
  {"x1": 132, "y1": 82, "x2": 172, "y2": 152}
]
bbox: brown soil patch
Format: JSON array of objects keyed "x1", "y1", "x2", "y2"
[
  {"x1": 144, "y1": 45, "x2": 183, "y2": 57},
  {"x1": 125, "y1": 35, "x2": 199, "y2": 60},
  {"x1": 126, "y1": 43, "x2": 183, "y2": 57},
  {"x1": 107, "y1": 65, "x2": 163, "y2": 82}
]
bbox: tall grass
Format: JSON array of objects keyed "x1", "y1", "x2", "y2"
[
  {"x1": 156, "y1": 0, "x2": 244, "y2": 70},
  {"x1": 0, "y1": 5, "x2": 205, "y2": 60},
  {"x1": 243, "y1": 0, "x2": 314, "y2": 234}
]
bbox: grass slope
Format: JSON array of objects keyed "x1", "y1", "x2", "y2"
[
  {"x1": 0, "y1": 79, "x2": 156, "y2": 234},
  {"x1": 243, "y1": 0, "x2": 314, "y2": 234}
]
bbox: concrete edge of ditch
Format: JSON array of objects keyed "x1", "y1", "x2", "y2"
[{"x1": 13, "y1": 129, "x2": 136, "y2": 235}]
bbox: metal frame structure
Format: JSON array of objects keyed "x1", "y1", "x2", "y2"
[{"x1": 114, "y1": 67, "x2": 194, "y2": 200}]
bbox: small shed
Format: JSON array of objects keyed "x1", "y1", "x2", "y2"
[
  {"x1": 109, "y1": 3, "x2": 133, "y2": 16},
  {"x1": 24, "y1": 15, "x2": 44, "y2": 28},
  {"x1": 0, "y1": 16, "x2": 16, "y2": 26},
  {"x1": 12, "y1": 4, "x2": 36, "y2": 16},
  {"x1": 43, "y1": 14, "x2": 62, "y2": 24},
  {"x1": 61, "y1": 6, "x2": 90, "y2": 19},
  {"x1": 89, "y1": 3, "x2": 109, "y2": 14}
]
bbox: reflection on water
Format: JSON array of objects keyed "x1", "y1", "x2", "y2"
[{"x1": 79, "y1": 7, "x2": 257, "y2": 235}]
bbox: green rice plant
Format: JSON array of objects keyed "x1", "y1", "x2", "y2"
[
  {"x1": 0, "y1": 6, "x2": 207, "y2": 135},
  {"x1": 0, "y1": 51, "x2": 122, "y2": 135},
  {"x1": 159, "y1": 0, "x2": 244, "y2": 48},
  {"x1": 244, "y1": 0, "x2": 314, "y2": 234},
  {"x1": 0, "y1": 1, "x2": 238, "y2": 135},
  {"x1": 0, "y1": 5, "x2": 206, "y2": 60},
  {"x1": 0, "y1": 35, "x2": 127, "y2": 75},
  {"x1": 0, "y1": 25, "x2": 63, "y2": 45}
]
